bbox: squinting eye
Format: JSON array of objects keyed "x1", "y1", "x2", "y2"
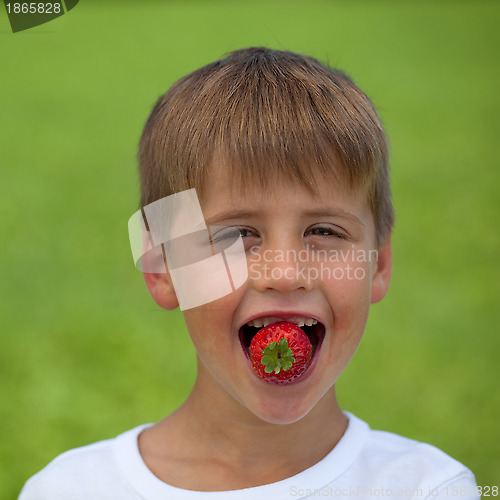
[
  {"x1": 236, "y1": 228, "x2": 256, "y2": 238},
  {"x1": 305, "y1": 225, "x2": 347, "y2": 239},
  {"x1": 210, "y1": 226, "x2": 258, "y2": 244}
]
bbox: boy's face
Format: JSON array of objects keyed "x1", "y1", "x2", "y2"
[{"x1": 149, "y1": 165, "x2": 392, "y2": 425}]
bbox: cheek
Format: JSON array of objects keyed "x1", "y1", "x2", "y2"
[
  {"x1": 323, "y1": 259, "x2": 373, "y2": 310},
  {"x1": 182, "y1": 287, "x2": 246, "y2": 354},
  {"x1": 183, "y1": 307, "x2": 223, "y2": 357},
  {"x1": 321, "y1": 261, "x2": 372, "y2": 359}
]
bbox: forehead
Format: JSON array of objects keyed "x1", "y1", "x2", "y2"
[{"x1": 198, "y1": 161, "x2": 371, "y2": 224}]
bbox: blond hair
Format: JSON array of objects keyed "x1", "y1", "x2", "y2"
[{"x1": 138, "y1": 47, "x2": 393, "y2": 245}]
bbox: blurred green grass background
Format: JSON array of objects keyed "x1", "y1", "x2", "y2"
[{"x1": 1, "y1": 1, "x2": 499, "y2": 497}]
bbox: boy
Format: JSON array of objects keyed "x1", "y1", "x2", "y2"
[{"x1": 20, "y1": 47, "x2": 478, "y2": 499}]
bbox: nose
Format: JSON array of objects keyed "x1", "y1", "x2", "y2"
[{"x1": 248, "y1": 239, "x2": 312, "y2": 293}]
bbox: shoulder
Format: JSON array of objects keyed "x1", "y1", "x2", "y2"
[
  {"x1": 365, "y1": 425, "x2": 467, "y2": 472},
  {"x1": 18, "y1": 425, "x2": 150, "y2": 500},
  {"x1": 345, "y1": 413, "x2": 478, "y2": 498}
]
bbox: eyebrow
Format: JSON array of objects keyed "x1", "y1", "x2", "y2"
[
  {"x1": 302, "y1": 209, "x2": 366, "y2": 227},
  {"x1": 205, "y1": 208, "x2": 365, "y2": 227},
  {"x1": 205, "y1": 209, "x2": 259, "y2": 224}
]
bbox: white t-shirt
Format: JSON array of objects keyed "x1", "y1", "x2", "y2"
[{"x1": 18, "y1": 412, "x2": 478, "y2": 499}]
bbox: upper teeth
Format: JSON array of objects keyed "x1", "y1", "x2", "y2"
[{"x1": 246, "y1": 317, "x2": 318, "y2": 328}]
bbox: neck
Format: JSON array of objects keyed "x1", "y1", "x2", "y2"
[{"x1": 171, "y1": 361, "x2": 346, "y2": 473}]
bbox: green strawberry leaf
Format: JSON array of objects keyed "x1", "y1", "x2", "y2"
[
  {"x1": 261, "y1": 338, "x2": 296, "y2": 374},
  {"x1": 265, "y1": 363, "x2": 277, "y2": 373}
]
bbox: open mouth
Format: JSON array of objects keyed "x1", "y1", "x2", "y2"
[{"x1": 238, "y1": 318, "x2": 325, "y2": 360}]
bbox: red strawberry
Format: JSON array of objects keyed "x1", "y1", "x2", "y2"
[{"x1": 249, "y1": 322, "x2": 313, "y2": 385}]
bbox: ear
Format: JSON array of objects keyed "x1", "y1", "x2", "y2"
[
  {"x1": 370, "y1": 233, "x2": 393, "y2": 304},
  {"x1": 143, "y1": 270, "x2": 179, "y2": 310}
]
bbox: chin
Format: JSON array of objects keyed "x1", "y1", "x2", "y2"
[{"x1": 248, "y1": 391, "x2": 318, "y2": 425}]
